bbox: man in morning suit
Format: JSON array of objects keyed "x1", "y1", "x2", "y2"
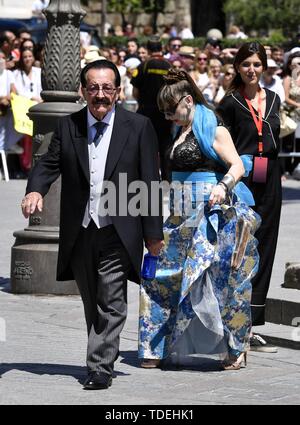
[{"x1": 21, "y1": 60, "x2": 164, "y2": 390}]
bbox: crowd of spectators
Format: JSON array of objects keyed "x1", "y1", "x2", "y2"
[{"x1": 1, "y1": 20, "x2": 300, "y2": 180}]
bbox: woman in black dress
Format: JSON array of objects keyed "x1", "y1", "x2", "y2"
[{"x1": 217, "y1": 42, "x2": 281, "y2": 353}]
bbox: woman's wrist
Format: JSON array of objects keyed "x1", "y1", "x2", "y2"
[
  {"x1": 219, "y1": 173, "x2": 236, "y2": 192},
  {"x1": 217, "y1": 181, "x2": 228, "y2": 192}
]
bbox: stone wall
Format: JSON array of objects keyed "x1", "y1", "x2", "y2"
[{"x1": 83, "y1": 0, "x2": 192, "y2": 35}]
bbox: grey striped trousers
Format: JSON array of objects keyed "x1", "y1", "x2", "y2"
[{"x1": 71, "y1": 223, "x2": 133, "y2": 375}]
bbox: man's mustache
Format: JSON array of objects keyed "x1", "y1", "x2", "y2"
[{"x1": 92, "y1": 98, "x2": 111, "y2": 105}]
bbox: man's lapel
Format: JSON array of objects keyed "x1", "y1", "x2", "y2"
[
  {"x1": 72, "y1": 107, "x2": 90, "y2": 183},
  {"x1": 71, "y1": 105, "x2": 131, "y2": 183},
  {"x1": 104, "y1": 106, "x2": 131, "y2": 180}
]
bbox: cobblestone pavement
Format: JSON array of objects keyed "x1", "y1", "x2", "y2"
[{"x1": 0, "y1": 180, "x2": 300, "y2": 405}]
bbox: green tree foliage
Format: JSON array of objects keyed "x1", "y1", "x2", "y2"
[
  {"x1": 224, "y1": 0, "x2": 300, "y2": 35},
  {"x1": 107, "y1": 0, "x2": 142, "y2": 28},
  {"x1": 107, "y1": 0, "x2": 168, "y2": 33},
  {"x1": 107, "y1": 0, "x2": 142, "y2": 27},
  {"x1": 142, "y1": 0, "x2": 167, "y2": 32},
  {"x1": 142, "y1": 0, "x2": 166, "y2": 13},
  {"x1": 108, "y1": 0, "x2": 142, "y2": 15}
]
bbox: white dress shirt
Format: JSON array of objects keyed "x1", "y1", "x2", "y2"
[{"x1": 82, "y1": 106, "x2": 116, "y2": 228}]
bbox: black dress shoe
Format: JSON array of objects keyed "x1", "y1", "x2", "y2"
[{"x1": 83, "y1": 371, "x2": 112, "y2": 390}]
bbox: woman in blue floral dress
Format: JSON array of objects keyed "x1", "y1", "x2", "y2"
[{"x1": 139, "y1": 69, "x2": 261, "y2": 370}]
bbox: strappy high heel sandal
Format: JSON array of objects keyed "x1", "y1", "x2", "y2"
[
  {"x1": 221, "y1": 352, "x2": 247, "y2": 370},
  {"x1": 140, "y1": 359, "x2": 161, "y2": 368}
]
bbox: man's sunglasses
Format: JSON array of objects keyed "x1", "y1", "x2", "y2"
[{"x1": 86, "y1": 84, "x2": 117, "y2": 96}]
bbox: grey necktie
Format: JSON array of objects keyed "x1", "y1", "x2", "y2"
[{"x1": 92, "y1": 121, "x2": 107, "y2": 146}]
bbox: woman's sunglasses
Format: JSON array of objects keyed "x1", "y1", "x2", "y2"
[{"x1": 160, "y1": 95, "x2": 186, "y2": 117}]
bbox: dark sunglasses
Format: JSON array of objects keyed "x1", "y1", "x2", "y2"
[
  {"x1": 171, "y1": 44, "x2": 182, "y2": 48},
  {"x1": 86, "y1": 84, "x2": 117, "y2": 96},
  {"x1": 160, "y1": 95, "x2": 186, "y2": 116},
  {"x1": 198, "y1": 57, "x2": 208, "y2": 62}
]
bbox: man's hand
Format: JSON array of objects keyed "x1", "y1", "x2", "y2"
[
  {"x1": 21, "y1": 192, "x2": 43, "y2": 218},
  {"x1": 145, "y1": 239, "x2": 164, "y2": 256}
]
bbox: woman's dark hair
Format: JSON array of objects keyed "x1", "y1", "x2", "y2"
[
  {"x1": 226, "y1": 42, "x2": 267, "y2": 95},
  {"x1": 157, "y1": 68, "x2": 210, "y2": 112},
  {"x1": 80, "y1": 59, "x2": 121, "y2": 88},
  {"x1": 17, "y1": 46, "x2": 36, "y2": 71},
  {"x1": 127, "y1": 37, "x2": 139, "y2": 46},
  {"x1": 283, "y1": 51, "x2": 300, "y2": 77},
  {"x1": 20, "y1": 38, "x2": 36, "y2": 53}
]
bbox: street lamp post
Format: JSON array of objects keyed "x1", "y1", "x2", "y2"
[{"x1": 10, "y1": 0, "x2": 86, "y2": 294}]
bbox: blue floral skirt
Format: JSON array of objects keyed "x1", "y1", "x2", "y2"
[{"x1": 139, "y1": 179, "x2": 261, "y2": 361}]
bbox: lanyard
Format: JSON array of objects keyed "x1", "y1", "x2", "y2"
[{"x1": 243, "y1": 90, "x2": 263, "y2": 154}]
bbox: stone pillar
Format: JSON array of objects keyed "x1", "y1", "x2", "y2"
[{"x1": 10, "y1": 0, "x2": 86, "y2": 295}]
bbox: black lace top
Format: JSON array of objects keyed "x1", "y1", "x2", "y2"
[{"x1": 167, "y1": 129, "x2": 226, "y2": 174}]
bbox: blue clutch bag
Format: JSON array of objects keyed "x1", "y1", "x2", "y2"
[{"x1": 141, "y1": 253, "x2": 158, "y2": 280}]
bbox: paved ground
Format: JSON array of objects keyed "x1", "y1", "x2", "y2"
[{"x1": 0, "y1": 179, "x2": 300, "y2": 405}]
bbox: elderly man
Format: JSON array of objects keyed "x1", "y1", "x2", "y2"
[{"x1": 21, "y1": 60, "x2": 164, "y2": 390}]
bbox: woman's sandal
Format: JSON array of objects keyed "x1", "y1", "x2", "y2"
[
  {"x1": 221, "y1": 352, "x2": 247, "y2": 370},
  {"x1": 140, "y1": 359, "x2": 161, "y2": 368}
]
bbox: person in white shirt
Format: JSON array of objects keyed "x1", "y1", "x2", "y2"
[
  {"x1": 13, "y1": 47, "x2": 42, "y2": 172},
  {"x1": 260, "y1": 59, "x2": 285, "y2": 103},
  {"x1": 0, "y1": 50, "x2": 20, "y2": 152},
  {"x1": 189, "y1": 50, "x2": 213, "y2": 103},
  {"x1": 13, "y1": 48, "x2": 42, "y2": 102},
  {"x1": 32, "y1": 0, "x2": 49, "y2": 19},
  {"x1": 227, "y1": 25, "x2": 248, "y2": 40},
  {"x1": 214, "y1": 64, "x2": 235, "y2": 105},
  {"x1": 178, "y1": 20, "x2": 194, "y2": 40},
  {"x1": 121, "y1": 57, "x2": 140, "y2": 112}
]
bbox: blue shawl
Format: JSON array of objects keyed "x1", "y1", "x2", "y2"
[{"x1": 191, "y1": 103, "x2": 255, "y2": 206}]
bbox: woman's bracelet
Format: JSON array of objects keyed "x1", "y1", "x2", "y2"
[
  {"x1": 217, "y1": 181, "x2": 228, "y2": 192},
  {"x1": 218, "y1": 174, "x2": 236, "y2": 192}
]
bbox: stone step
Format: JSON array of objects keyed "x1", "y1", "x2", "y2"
[
  {"x1": 265, "y1": 286, "x2": 300, "y2": 326},
  {"x1": 252, "y1": 322, "x2": 300, "y2": 350}
]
